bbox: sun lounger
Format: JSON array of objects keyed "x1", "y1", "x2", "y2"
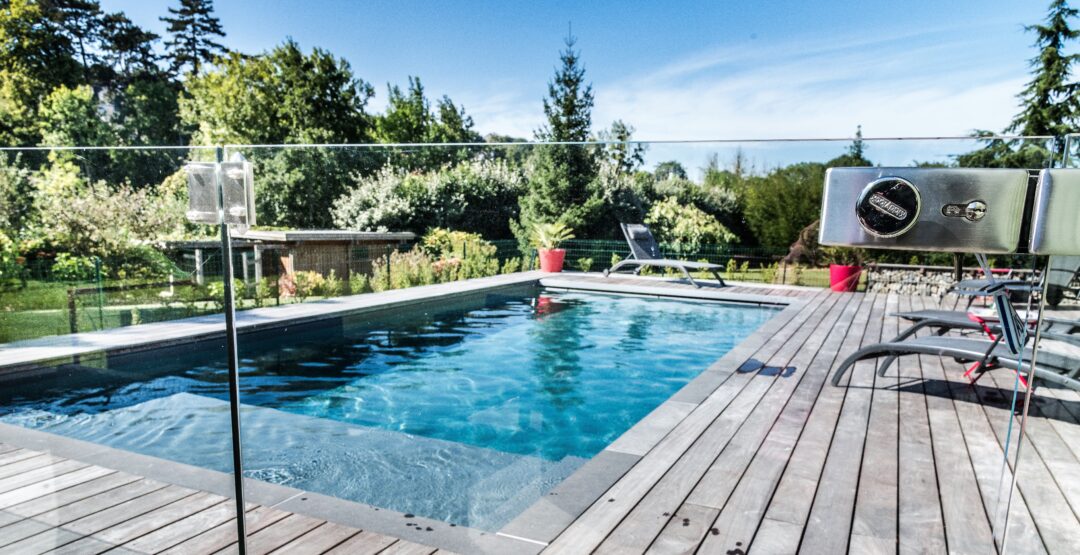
[{"x1": 604, "y1": 223, "x2": 726, "y2": 288}]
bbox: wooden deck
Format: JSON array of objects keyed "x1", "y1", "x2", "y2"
[
  {"x1": 0, "y1": 442, "x2": 451, "y2": 554},
  {"x1": 1, "y1": 276, "x2": 1077, "y2": 554},
  {"x1": 542, "y1": 288, "x2": 1080, "y2": 554}
]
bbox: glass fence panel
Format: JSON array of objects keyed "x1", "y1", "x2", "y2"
[
  {"x1": 0, "y1": 147, "x2": 242, "y2": 552},
  {"x1": 204, "y1": 137, "x2": 1068, "y2": 551}
]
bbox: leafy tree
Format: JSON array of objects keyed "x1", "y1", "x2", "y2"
[
  {"x1": 161, "y1": 0, "x2": 226, "y2": 75},
  {"x1": 597, "y1": 119, "x2": 645, "y2": 174},
  {"x1": 742, "y1": 162, "x2": 827, "y2": 250},
  {"x1": 645, "y1": 196, "x2": 736, "y2": 256},
  {"x1": 0, "y1": 153, "x2": 34, "y2": 235},
  {"x1": 181, "y1": 40, "x2": 375, "y2": 145},
  {"x1": 654, "y1": 160, "x2": 687, "y2": 181},
  {"x1": 37, "y1": 84, "x2": 114, "y2": 146},
  {"x1": 374, "y1": 77, "x2": 481, "y2": 169},
  {"x1": 254, "y1": 148, "x2": 377, "y2": 228},
  {"x1": 827, "y1": 125, "x2": 873, "y2": 167},
  {"x1": 515, "y1": 35, "x2": 602, "y2": 246},
  {"x1": 111, "y1": 79, "x2": 188, "y2": 187}
]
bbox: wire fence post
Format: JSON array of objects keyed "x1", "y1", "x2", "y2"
[
  {"x1": 67, "y1": 287, "x2": 78, "y2": 334},
  {"x1": 385, "y1": 245, "x2": 392, "y2": 290},
  {"x1": 781, "y1": 260, "x2": 788, "y2": 285}
]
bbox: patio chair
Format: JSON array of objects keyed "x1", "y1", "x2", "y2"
[{"x1": 604, "y1": 223, "x2": 726, "y2": 288}]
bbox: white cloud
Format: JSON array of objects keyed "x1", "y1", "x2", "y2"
[{"x1": 468, "y1": 26, "x2": 1028, "y2": 150}]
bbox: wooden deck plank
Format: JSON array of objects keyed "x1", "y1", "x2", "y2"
[
  {"x1": 543, "y1": 291, "x2": 827, "y2": 553},
  {"x1": 750, "y1": 293, "x2": 878, "y2": 550},
  {"x1": 320, "y1": 529, "x2": 399, "y2": 555},
  {"x1": 243, "y1": 513, "x2": 325, "y2": 555},
  {"x1": 87, "y1": 492, "x2": 226, "y2": 547},
  {"x1": 595, "y1": 293, "x2": 845, "y2": 552},
  {"x1": 0, "y1": 448, "x2": 47, "y2": 467},
  {"x1": 0, "y1": 453, "x2": 64, "y2": 480},
  {"x1": 792, "y1": 293, "x2": 889, "y2": 553},
  {"x1": 27, "y1": 478, "x2": 169, "y2": 528},
  {"x1": 61, "y1": 485, "x2": 196, "y2": 537},
  {"x1": 378, "y1": 539, "x2": 438, "y2": 555},
  {"x1": 970, "y1": 360, "x2": 1080, "y2": 552},
  {"x1": 264, "y1": 521, "x2": 359, "y2": 555},
  {"x1": 123, "y1": 499, "x2": 244, "y2": 554},
  {"x1": 0, "y1": 458, "x2": 88, "y2": 495},
  {"x1": 643, "y1": 502, "x2": 718, "y2": 555},
  {"x1": 850, "y1": 293, "x2": 901, "y2": 547},
  {"x1": 0, "y1": 465, "x2": 116, "y2": 511},
  {"x1": 160, "y1": 505, "x2": 289, "y2": 555},
  {"x1": 693, "y1": 291, "x2": 863, "y2": 552},
  {"x1": 893, "y1": 295, "x2": 947, "y2": 555}
]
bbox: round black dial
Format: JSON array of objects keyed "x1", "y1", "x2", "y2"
[{"x1": 855, "y1": 177, "x2": 921, "y2": 238}]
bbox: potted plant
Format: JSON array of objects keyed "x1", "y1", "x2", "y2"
[
  {"x1": 532, "y1": 222, "x2": 574, "y2": 272},
  {"x1": 822, "y1": 246, "x2": 864, "y2": 292}
]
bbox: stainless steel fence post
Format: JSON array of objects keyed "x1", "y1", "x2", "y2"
[{"x1": 217, "y1": 147, "x2": 249, "y2": 553}]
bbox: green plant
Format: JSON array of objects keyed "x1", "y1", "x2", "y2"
[
  {"x1": 531, "y1": 222, "x2": 574, "y2": 250},
  {"x1": 500, "y1": 257, "x2": 521, "y2": 274},
  {"x1": 255, "y1": 277, "x2": 277, "y2": 307},
  {"x1": 318, "y1": 269, "x2": 344, "y2": 297},
  {"x1": 740, "y1": 261, "x2": 750, "y2": 274},
  {"x1": 51, "y1": 253, "x2": 98, "y2": 283},
  {"x1": 294, "y1": 271, "x2": 325, "y2": 302},
  {"x1": 725, "y1": 258, "x2": 738, "y2": 279},
  {"x1": 610, "y1": 252, "x2": 622, "y2": 268},
  {"x1": 349, "y1": 272, "x2": 372, "y2": 294},
  {"x1": 762, "y1": 262, "x2": 779, "y2": 284},
  {"x1": 645, "y1": 196, "x2": 736, "y2": 257},
  {"x1": 575, "y1": 257, "x2": 594, "y2": 272},
  {"x1": 820, "y1": 246, "x2": 865, "y2": 266}
]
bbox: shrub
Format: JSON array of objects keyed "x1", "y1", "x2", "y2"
[
  {"x1": 742, "y1": 163, "x2": 826, "y2": 250},
  {"x1": 420, "y1": 228, "x2": 499, "y2": 279},
  {"x1": 349, "y1": 272, "x2": 372, "y2": 294},
  {"x1": 500, "y1": 257, "x2": 521, "y2": 274},
  {"x1": 0, "y1": 231, "x2": 24, "y2": 283},
  {"x1": 255, "y1": 277, "x2": 278, "y2": 307},
  {"x1": 645, "y1": 197, "x2": 736, "y2": 257},
  {"x1": 762, "y1": 262, "x2": 779, "y2": 284},
  {"x1": 371, "y1": 249, "x2": 436, "y2": 291},
  {"x1": 52, "y1": 253, "x2": 98, "y2": 283},
  {"x1": 725, "y1": 258, "x2": 738, "y2": 279},
  {"x1": 318, "y1": 269, "x2": 344, "y2": 297},
  {"x1": 575, "y1": 257, "x2": 594, "y2": 272},
  {"x1": 294, "y1": 271, "x2": 325, "y2": 302},
  {"x1": 332, "y1": 159, "x2": 525, "y2": 238}
]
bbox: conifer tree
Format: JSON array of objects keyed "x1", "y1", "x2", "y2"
[
  {"x1": 515, "y1": 35, "x2": 603, "y2": 247},
  {"x1": 1008, "y1": 0, "x2": 1080, "y2": 137},
  {"x1": 160, "y1": 0, "x2": 226, "y2": 75}
]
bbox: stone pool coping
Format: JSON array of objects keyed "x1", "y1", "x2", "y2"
[{"x1": 0, "y1": 272, "x2": 804, "y2": 552}]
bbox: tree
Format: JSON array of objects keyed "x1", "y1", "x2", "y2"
[
  {"x1": 1009, "y1": 0, "x2": 1080, "y2": 137},
  {"x1": 0, "y1": 0, "x2": 81, "y2": 100},
  {"x1": 826, "y1": 125, "x2": 873, "y2": 167},
  {"x1": 40, "y1": 0, "x2": 104, "y2": 80},
  {"x1": 598, "y1": 119, "x2": 646, "y2": 174},
  {"x1": 180, "y1": 40, "x2": 374, "y2": 145},
  {"x1": 654, "y1": 160, "x2": 687, "y2": 181},
  {"x1": 161, "y1": 0, "x2": 226, "y2": 75},
  {"x1": 645, "y1": 197, "x2": 736, "y2": 257},
  {"x1": 374, "y1": 77, "x2": 481, "y2": 169},
  {"x1": 742, "y1": 162, "x2": 827, "y2": 250},
  {"x1": 515, "y1": 35, "x2": 603, "y2": 246},
  {"x1": 101, "y1": 12, "x2": 161, "y2": 81},
  {"x1": 37, "y1": 84, "x2": 116, "y2": 177}
]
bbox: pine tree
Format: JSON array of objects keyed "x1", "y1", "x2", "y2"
[
  {"x1": 514, "y1": 34, "x2": 603, "y2": 247},
  {"x1": 1007, "y1": 0, "x2": 1080, "y2": 137},
  {"x1": 160, "y1": 0, "x2": 226, "y2": 75},
  {"x1": 41, "y1": 0, "x2": 104, "y2": 75}
]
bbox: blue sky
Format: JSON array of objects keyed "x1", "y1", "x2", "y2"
[{"x1": 101, "y1": 1, "x2": 1050, "y2": 166}]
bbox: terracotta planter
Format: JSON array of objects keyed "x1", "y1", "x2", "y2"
[
  {"x1": 829, "y1": 264, "x2": 862, "y2": 292},
  {"x1": 538, "y1": 248, "x2": 566, "y2": 272}
]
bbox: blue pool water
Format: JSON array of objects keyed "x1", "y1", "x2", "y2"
[{"x1": 0, "y1": 287, "x2": 777, "y2": 529}]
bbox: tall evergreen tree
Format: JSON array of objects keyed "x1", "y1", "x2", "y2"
[
  {"x1": 101, "y1": 12, "x2": 161, "y2": 80},
  {"x1": 1008, "y1": 0, "x2": 1080, "y2": 137},
  {"x1": 40, "y1": 0, "x2": 104, "y2": 79},
  {"x1": 515, "y1": 35, "x2": 603, "y2": 247},
  {"x1": 160, "y1": 0, "x2": 226, "y2": 75}
]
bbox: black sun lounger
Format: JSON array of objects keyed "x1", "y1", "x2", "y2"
[
  {"x1": 830, "y1": 334, "x2": 1080, "y2": 391},
  {"x1": 604, "y1": 223, "x2": 726, "y2": 288}
]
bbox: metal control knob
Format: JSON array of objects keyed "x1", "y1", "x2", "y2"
[{"x1": 855, "y1": 177, "x2": 921, "y2": 238}]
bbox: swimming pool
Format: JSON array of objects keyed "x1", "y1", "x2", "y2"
[{"x1": 0, "y1": 286, "x2": 778, "y2": 530}]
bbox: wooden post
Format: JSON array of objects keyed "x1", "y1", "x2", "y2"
[
  {"x1": 253, "y1": 247, "x2": 262, "y2": 282},
  {"x1": 241, "y1": 252, "x2": 250, "y2": 284},
  {"x1": 67, "y1": 288, "x2": 78, "y2": 334},
  {"x1": 385, "y1": 245, "x2": 392, "y2": 290},
  {"x1": 194, "y1": 248, "x2": 205, "y2": 285}
]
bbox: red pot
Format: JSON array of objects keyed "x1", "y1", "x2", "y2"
[
  {"x1": 538, "y1": 248, "x2": 566, "y2": 272},
  {"x1": 829, "y1": 264, "x2": 862, "y2": 292}
]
